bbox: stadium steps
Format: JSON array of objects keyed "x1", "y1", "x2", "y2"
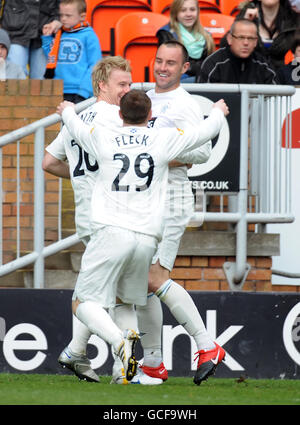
[
  {"x1": 23, "y1": 247, "x2": 84, "y2": 289},
  {"x1": 0, "y1": 234, "x2": 85, "y2": 289},
  {"x1": 0, "y1": 230, "x2": 280, "y2": 289}
]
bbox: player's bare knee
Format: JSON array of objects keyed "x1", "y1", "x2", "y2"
[{"x1": 148, "y1": 261, "x2": 170, "y2": 292}]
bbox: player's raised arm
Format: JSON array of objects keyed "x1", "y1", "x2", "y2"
[
  {"x1": 57, "y1": 101, "x2": 98, "y2": 159},
  {"x1": 164, "y1": 99, "x2": 229, "y2": 162},
  {"x1": 172, "y1": 100, "x2": 228, "y2": 166}
]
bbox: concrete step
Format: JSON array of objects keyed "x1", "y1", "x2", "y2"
[
  {"x1": 0, "y1": 251, "x2": 84, "y2": 289},
  {"x1": 23, "y1": 269, "x2": 78, "y2": 289},
  {"x1": 0, "y1": 270, "x2": 25, "y2": 288},
  {"x1": 0, "y1": 232, "x2": 84, "y2": 289},
  {"x1": 0, "y1": 230, "x2": 280, "y2": 289},
  {"x1": 16, "y1": 249, "x2": 84, "y2": 271},
  {"x1": 22, "y1": 250, "x2": 84, "y2": 289}
]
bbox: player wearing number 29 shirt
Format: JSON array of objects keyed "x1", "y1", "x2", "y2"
[
  {"x1": 58, "y1": 89, "x2": 227, "y2": 309},
  {"x1": 45, "y1": 101, "x2": 121, "y2": 242}
]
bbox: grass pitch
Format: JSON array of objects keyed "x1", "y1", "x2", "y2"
[{"x1": 0, "y1": 373, "x2": 299, "y2": 405}]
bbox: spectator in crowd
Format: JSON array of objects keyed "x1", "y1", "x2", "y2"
[
  {"x1": 156, "y1": 0, "x2": 215, "y2": 82},
  {"x1": 235, "y1": 0, "x2": 300, "y2": 71},
  {"x1": 0, "y1": 28, "x2": 26, "y2": 80},
  {"x1": 198, "y1": 18, "x2": 278, "y2": 83},
  {"x1": 289, "y1": 0, "x2": 300, "y2": 12},
  {"x1": 42, "y1": 0, "x2": 102, "y2": 103},
  {"x1": 0, "y1": 0, "x2": 61, "y2": 79},
  {"x1": 277, "y1": 37, "x2": 300, "y2": 85}
]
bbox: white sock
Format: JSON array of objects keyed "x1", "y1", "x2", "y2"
[
  {"x1": 111, "y1": 303, "x2": 138, "y2": 331},
  {"x1": 143, "y1": 348, "x2": 162, "y2": 368},
  {"x1": 156, "y1": 279, "x2": 215, "y2": 351},
  {"x1": 136, "y1": 293, "x2": 163, "y2": 367},
  {"x1": 76, "y1": 301, "x2": 123, "y2": 352},
  {"x1": 68, "y1": 315, "x2": 92, "y2": 356}
]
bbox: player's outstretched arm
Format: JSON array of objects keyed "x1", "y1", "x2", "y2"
[
  {"x1": 164, "y1": 99, "x2": 229, "y2": 162},
  {"x1": 174, "y1": 100, "x2": 229, "y2": 167},
  {"x1": 56, "y1": 102, "x2": 98, "y2": 159}
]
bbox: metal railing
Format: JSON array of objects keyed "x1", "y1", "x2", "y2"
[
  {"x1": 0, "y1": 97, "x2": 96, "y2": 288},
  {"x1": 0, "y1": 84, "x2": 296, "y2": 290},
  {"x1": 136, "y1": 84, "x2": 295, "y2": 289}
]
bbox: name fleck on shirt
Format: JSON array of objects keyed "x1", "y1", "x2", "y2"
[{"x1": 114, "y1": 134, "x2": 149, "y2": 147}]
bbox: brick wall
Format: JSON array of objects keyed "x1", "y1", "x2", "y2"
[
  {"x1": 0, "y1": 79, "x2": 63, "y2": 263},
  {"x1": 172, "y1": 255, "x2": 299, "y2": 293},
  {"x1": 0, "y1": 80, "x2": 298, "y2": 293}
]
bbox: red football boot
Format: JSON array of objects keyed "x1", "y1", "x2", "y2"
[
  {"x1": 193, "y1": 343, "x2": 225, "y2": 385},
  {"x1": 140, "y1": 362, "x2": 168, "y2": 381}
]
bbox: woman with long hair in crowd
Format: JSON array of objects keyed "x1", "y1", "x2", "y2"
[
  {"x1": 236, "y1": 0, "x2": 300, "y2": 70},
  {"x1": 156, "y1": 0, "x2": 215, "y2": 82}
]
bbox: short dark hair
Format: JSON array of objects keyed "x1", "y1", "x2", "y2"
[
  {"x1": 230, "y1": 17, "x2": 258, "y2": 35},
  {"x1": 158, "y1": 40, "x2": 189, "y2": 64},
  {"x1": 120, "y1": 89, "x2": 151, "y2": 125}
]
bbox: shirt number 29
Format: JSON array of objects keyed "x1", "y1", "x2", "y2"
[{"x1": 112, "y1": 152, "x2": 154, "y2": 192}]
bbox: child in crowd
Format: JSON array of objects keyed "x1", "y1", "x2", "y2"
[
  {"x1": 0, "y1": 0, "x2": 60, "y2": 79},
  {"x1": 277, "y1": 37, "x2": 300, "y2": 85},
  {"x1": 0, "y1": 28, "x2": 26, "y2": 80},
  {"x1": 156, "y1": 0, "x2": 215, "y2": 82},
  {"x1": 42, "y1": 0, "x2": 102, "y2": 103}
]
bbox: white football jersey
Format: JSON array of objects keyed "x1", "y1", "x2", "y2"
[
  {"x1": 61, "y1": 106, "x2": 224, "y2": 240},
  {"x1": 46, "y1": 101, "x2": 122, "y2": 238},
  {"x1": 147, "y1": 86, "x2": 211, "y2": 184}
]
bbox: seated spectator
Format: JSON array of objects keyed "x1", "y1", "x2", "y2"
[
  {"x1": 0, "y1": 29, "x2": 26, "y2": 80},
  {"x1": 235, "y1": 0, "x2": 300, "y2": 71},
  {"x1": 198, "y1": 18, "x2": 278, "y2": 84},
  {"x1": 0, "y1": 0, "x2": 61, "y2": 79},
  {"x1": 277, "y1": 37, "x2": 300, "y2": 85},
  {"x1": 42, "y1": 0, "x2": 102, "y2": 103},
  {"x1": 156, "y1": 0, "x2": 215, "y2": 83}
]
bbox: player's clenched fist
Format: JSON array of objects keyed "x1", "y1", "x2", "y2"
[
  {"x1": 213, "y1": 99, "x2": 229, "y2": 116},
  {"x1": 57, "y1": 101, "x2": 75, "y2": 116}
]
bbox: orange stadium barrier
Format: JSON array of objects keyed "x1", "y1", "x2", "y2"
[
  {"x1": 217, "y1": 0, "x2": 243, "y2": 16},
  {"x1": 86, "y1": 0, "x2": 152, "y2": 55},
  {"x1": 114, "y1": 12, "x2": 168, "y2": 82},
  {"x1": 199, "y1": 13, "x2": 234, "y2": 47}
]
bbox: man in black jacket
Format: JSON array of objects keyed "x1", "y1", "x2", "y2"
[
  {"x1": 0, "y1": 0, "x2": 61, "y2": 79},
  {"x1": 198, "y1": 18, "x2": 278, "y2": 84}
]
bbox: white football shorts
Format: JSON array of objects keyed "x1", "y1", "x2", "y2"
[
  {"x1": 152, "y1": 182, "x2": 194, "y2": 271},
  {"x1": 73, "y1": 225, "x2": 157, "y2": 308},
  {"x1": 152, "y1": 183, "x2": 194, "y2": 271}
]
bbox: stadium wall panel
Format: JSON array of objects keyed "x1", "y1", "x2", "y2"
[{"x1": 0, "y1": 289, "x2": 299, "y2": 379}]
